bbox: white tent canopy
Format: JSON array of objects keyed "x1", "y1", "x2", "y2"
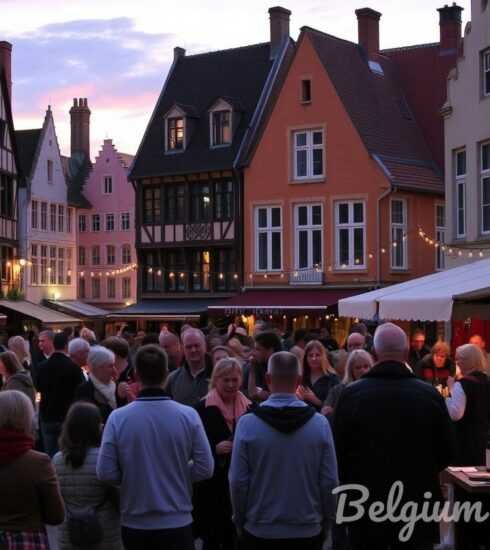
[{"x1": 339, "y1": 258, "x2": 490, "y2": 322}]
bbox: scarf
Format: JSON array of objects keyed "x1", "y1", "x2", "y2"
[
  {"x1": 89, "y1": 373, "x2": 117, "y2": 409},
  {"x1": 205, "y1": 389, "x2": 251, "y2": 430},
  {"x1": 0, "y1": 428, "x2": 33, "y2": 465}
]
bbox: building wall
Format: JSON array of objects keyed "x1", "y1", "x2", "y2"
[
  {"x1": 77, "y1": 139, "x2": 136, "y2": 307},
  {"x1": 445, "y1": 0, "x2": 490, "y2": 268},
  {"x1": 244, "y1": 33, "x2": 439, "y2": 289},
  {"x1": 23, "y1": 111, "x2": 76, "y2": 303}
]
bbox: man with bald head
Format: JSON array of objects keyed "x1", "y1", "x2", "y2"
[
  {"x1": 165, "y1": 328, "x2": 213, "y2": 406},
  {"x1": 334, "y1": 323, "x2": 453, "y2": 550},
  {"x1": 159, "y1": 329, "x2": 183, "y2": 372},
  {"x1": 346, "y1": 332, "x2": 366, "y2": 352}
]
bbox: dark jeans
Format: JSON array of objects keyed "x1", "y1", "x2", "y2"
[
  {"x1": 241, "y1": 530, "x2": 324, "y2": 550},
  {"x1": 351, "y1": 543, "x2": 433, "y2": 550},
  {"x1": 39, "y1": 420, "x2": 62, "y2": 458},
  {"x1": 121, "y1": 524, "x2": 194, "y2": 550}
]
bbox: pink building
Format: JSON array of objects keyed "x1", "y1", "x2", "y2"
[{"x1": 77, "y1": 139, "x2": 136, "y2": 309}]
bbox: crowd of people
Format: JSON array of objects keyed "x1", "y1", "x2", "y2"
[{"x1": 0, "y1": 320, "x2": 489, "y2": 550}]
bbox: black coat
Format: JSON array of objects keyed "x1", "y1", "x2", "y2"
[
  {"x1": 74, "y1": 379, "x2": 117, "y2": 423},
  {"x1": 334, "y1": 360, "x2": 454, "y2": 547},
  {"x1": 304, "y1": 373, "x2": 339, "y2": 410}
]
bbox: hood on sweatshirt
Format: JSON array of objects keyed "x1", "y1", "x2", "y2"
[{"x1": 252, "y1": 405, "x2": 316, "y2": 434}]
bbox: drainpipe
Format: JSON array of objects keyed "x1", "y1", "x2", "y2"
[{"x1": 376, "y1": 187, "x2": 391, "y2": 287}]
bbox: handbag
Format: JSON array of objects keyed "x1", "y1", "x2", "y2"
[{"x1": 66, "y1": 495, "x2": 107, "y2": 547}]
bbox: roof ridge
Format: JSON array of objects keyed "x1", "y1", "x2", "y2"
[
  {"x1": 301, "y1": 26, "x2": 358, "y2": 48},
  {"x1": 185, "y1": 41, "x2": 269, "y2": 59},
  {"x1": 382, "y1": 42, "x2": 439, "y2": 53}
]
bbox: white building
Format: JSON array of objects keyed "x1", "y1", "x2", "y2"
[{"x1": 16, "y1": 107, "x2": 77, "y2": 303}]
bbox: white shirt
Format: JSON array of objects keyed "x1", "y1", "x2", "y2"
[{"x1": 445, "y1": 381, "x2": 467, "y2": 421}]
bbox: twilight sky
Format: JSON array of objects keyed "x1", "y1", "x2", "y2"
[{"x1": 1, "y1": 0, "x2": 471, "y2": 159}]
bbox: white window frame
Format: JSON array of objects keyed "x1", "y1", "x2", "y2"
[
  {"x1": 294, "y1": 204, "x2": 323, "y2": 270},
  {"x1": 455, "y1": 149, "x2": 466, "y2": 238},
  {"x1": 334, "y1": 201, "x2": 366, "y2": 269},
  {"x1": 121, "y1": 212, "x2": 130, "y2": 231},
  {"x1": 31, "y1": 244, "x2": 38, "y2": 285},
  {"x1": 255, "y1": 206, "x2": 282, "y2": 272},
  {"x1": 67, "y1": 207, "x2": 73, "y2": 233},
  {"x1": 78, "y1": 214, "x2": 86, "y2": 233},
  {"x1": 58, "y1": 205, "x2": 64, "y2": 233},
  {"x1": 122, "y1": 244, "x2": 131, "y2": 265},
  {"x1": 122, "y1": 277, "x2": 131, "y2": 299},
  {"x1": 390, "y1": 199, "x2": 408, "y2": 270},
  {"x1": 92, "y1": 214, "x2": 100, "y2": 232},
  {"x1": 49, "y1": 204, "x2": 57, "y2": 232},
  {"x1": 105, "y1": 213, "x2": 115, "y2": 232},
  {"x1": 210, "y1": 109, "x2": 232, "y2": 148},
  {"x1": 292, "y1": 129, "x2": 324, "y2": 181},
  {"x1": 106, "y1": 244, "x2": 116, "y2": 265},
  {"x1": 103, "y1": 175, "x2": 113, "y2": 195},
  {"x1": 40, "y1": 202, "x2": 47, "y2": 231},
  {"x1": 480, "y1": 142, "x2": 490, "y2": 234},
  {"x1": 435, "y1": 203, "x2": 446, "y2": 271},
  {"x1": 92, "y1": 245, "x2": 100, "y2": 266},
  {"x1": 483, "y1": 50, "x2": 490, "y2": 97},
  {"x1": 31, "y1": 201, "x2": 38, "y2": 229},
  {"x1": 165, "y1": 109, "x2": 186, "y2": 153},
  {"x1": 107, "y1": 277, "x2": 116, "y2": 299}
]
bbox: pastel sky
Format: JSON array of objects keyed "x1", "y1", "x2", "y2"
[{"x1": 1, "y1": 0, "x2": 471, "y2": 159}]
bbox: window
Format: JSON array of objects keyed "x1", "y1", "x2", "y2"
[
  {"x1": 164, "y1": 185, "x2": 185, "y2": 223},
  {"x1": 165, "y1": 250, "x2": 185, "y2": 292},
  {"x1": 41, "y1": 202, "x2": 47, "y2": 230},
  {"x1": 92, "y1": 245, "x2": 100, "y2": 265},
  {"x1": 106, "y1": 213, "x2": 115, "y2": 232},
  {"x1": 92, "y1": 277, "x2": 101, "y2": 299},
  {"x1": 57, "y1": 248, "x2": 64, "y2": 285},
  {"x1": 31, "y1": 244, "x2": 38, "y2": 285},
  {"x1": 211, "y1": 110, "x2": 231, "y2": 146},
  {"x1": 78, "y1": 246, "x2": 86, "y2": 266},
  {"x1": 31, "y1": 201, "x2": 38, "y2": 229},
  {"x1": 58, "y1": 205, "x2": 64, "y2": 232},
  {"x1": 293, "y1": 129, "x2": 324, "y2": 180},
  {"x1": 455, "y1": 149, "x2": 466, "y2": 238},
  {"x1": 49, "y1": 246, "x2": 56, "y2": 284},
  {"x1": 78, "y1": 214, "x2": 87, "y2": 233},
  {"x1": 481, "y1": 142, "x2": 490, "y2": 233},
  {"x1": 335, "y1": 201, "x2": 365, "y2": 268},
  {"x1": 92, "y1": 214, "x2": 100, "y2": 232},
  {"x1": 66, "y1": 248, "x2": 72, "y2": 285},
  {"x1": 436, "y1": 204, "x2": 446, "y2": 271},
  {"x1": 122, "y1": 244, "x2": 131, "y2": 265},
  {"x1": 107, "y1": 277, "x2": 116, "y2": 299},
  {"x1": 255, "y1": 207, "x2": 282, "y2": 271},
  {"x1": 50, "y1": 204, "x2": 57, "y2": 232},
  {"x1": 79, "y1": 277, "x2": 86, "y2": 299},
  {"x1": 390, "y1": 199, "x2": 407, "y2": 270},
  {"x1": 40, "y1": 245, "x2": 47, "y2": 284},
  {"x1": 107, "y1": 245, "x2": 116, "y2": 265},
  {"x1": 215, "y1": 249, "x2": 237, "y2": 291},
  {"x1": 47, "y1": 160, "x2": 53, "y2": 184},
  {"x1": 103, "y1": 176, "x2": 113, "y2": 194},
  {"x1": 483, "y1": 50, "x2": 490, "y2": 96},
  {"x1": 167, "y1": 117, "x2": 184, "y2": 151},
  {"x1": 67, "y1": 208, "x2": 73, "y2": 233},
  {"x1": 122, "y1": 277, "x2": 131, "y2": 299},
  {"x1": 191, "y1": 184, "x2": 211, "y2": 222},
  {"x1": 143, "y1": 251, "x2": 163, "y2": 293},
  {"x1": 294, "y1": 204, "x2": 322, "y2": 270},
  {"x1": 301, "y1": 79, "x2": 311, "y2": 102},
  {"x1": 215, "y1": 181, "x2": 233, "y2": 220},
  {"x1": 121, "y1": 212, "x2": 130, "y2": 231},
  {"x1": 143, "y1": 187, "x2": 160, "y2": 224},
  {"x1": 0, "y1": 175, "x2": 14, "y2": 218},
  {"x1": 191, "y1": 250, "x2": 211, "y2": 291}
]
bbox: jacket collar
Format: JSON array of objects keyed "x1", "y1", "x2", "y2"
[
  {"x1": 363, "y1": 360, "x2": 415, "y2": 380},
  {"x1": 183, "y1": 355, "x2": 213, "y2": 379}
]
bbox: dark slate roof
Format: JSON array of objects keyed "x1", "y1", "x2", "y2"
[
  {"x1": 64, "y1": 152, "x2": 92, "y2": 209},
  {"x1": 304, "y1": 28, "x2": 443, "y2": 194},
  {"x1": 15, "y1": 129, "x2": 41, "y2": 180},
  {"x1": 109, "y1": 298, "x2": 217, "y2": 317},
  {"x1": 131, "y1": 42, "x2": 274, "y2": 179}
]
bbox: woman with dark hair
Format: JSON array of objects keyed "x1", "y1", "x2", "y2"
[
  {"x1": 53, "y1": 402, "x2": 122, "y2": 550},
  {"x1": 0, "y1": 350, "x2": 36, "y2": 406},
  {"x1": 297, "y1": 340, "x2": 339, "y2": 410}
]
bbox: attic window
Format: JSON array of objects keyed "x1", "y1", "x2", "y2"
[
  {"x1": 211, "y1": 110, "x2": 232, "y2": 147},
  {"x1": 301, "y1": 79, "x2": 312, "y2": 103},
  {"x1": 167, "y1": 117, "x2": 184, "y2": 151},
  {"x1": 368, "y1": 60, "x2": 384, "y2": 76}
]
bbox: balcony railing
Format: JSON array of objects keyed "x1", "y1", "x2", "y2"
[{"x1": 289, "y1": 268, "x2": 323, "y2": 285}]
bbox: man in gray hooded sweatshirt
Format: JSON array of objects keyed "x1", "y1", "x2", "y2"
[{"x1": 229, "y1": 351, "x2": 338, "y2": 549}]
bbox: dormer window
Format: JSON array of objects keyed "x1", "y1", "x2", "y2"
[
  {"x1": 212, "y1": 110, "x2": 231, "y2": 146},
  {"x1": 167, "y1": 117, "x2": 184, "y2": 151}
]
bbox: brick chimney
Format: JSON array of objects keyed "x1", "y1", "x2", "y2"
[
  {"x1": 174, "y1": 47, "x2": 186, "y2": 62},
  {"x1": 355, "y1": 8, "x2": 382, "y2": 58},
  {"x1": 438, "y1": 3, "x2": 463, "y2": 52},
  {"x1": 269, "y1": 6, "x2": 291, "y2": 60},
  {"x1": 0, "y1": 41, "x2": 12, "y2": 101},
  {"x1": 69, "y1": 97, "x2": 91, "y2": 160}
]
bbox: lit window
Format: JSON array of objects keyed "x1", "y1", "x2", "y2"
[
  {"x1": 255, "y1": 206, "x2": 282, "y2": 271},
  {"x1": 167, "y1": 117, "x2": 184, "y2": 151},
  {"x1": 335, "y1": 201, "x2": 365, "y2": 269},
  {"x1": 293, "y1": 129, "x2": 324, "y2": 180},
  {"x1": 211, "y1": 110, "x2": 231, "y2": 146}
]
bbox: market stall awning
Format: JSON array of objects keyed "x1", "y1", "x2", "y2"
[
  {"x1": 209, "y1": 288, "x2": 360, "y2": 314},
  {"x1": 339, "y1": 258, "x2": 490, "y2": 322},
  {"x1": 107, "y1": 299, "x2": 216, "y2": 321},
  {"x1": 45, "y1": 300, "x2": 109, "y2": 318},
  {"x1": 0, "y1": 300, "x2": 81, "y2": 326}
]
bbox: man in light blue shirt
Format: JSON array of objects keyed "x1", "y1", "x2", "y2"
[
  {"x1": 97, "y1": 344, "x2": 214, "y2": 550},
  {"x1": 229, "y1": 351, "x2": 338, "y2": 549}
]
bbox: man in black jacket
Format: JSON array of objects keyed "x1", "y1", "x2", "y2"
[
  {"x1": 334, "y1": 323, "x2": 454, "y2": 550},
  {"x1": 37, "y1": 331, "x2": 85, "y2": 456}
]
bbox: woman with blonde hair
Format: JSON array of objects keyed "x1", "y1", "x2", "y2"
[
  {"x1": 194, "y1": 358, "x2": 251, "y2": 550},
  {"x1": 446, "y1": 343, "x2": 490, "y2": 466},
  {"x1": 0, "y1": 350, "x2": 36, "y2": 406},
  {"x1": 322, "y1": 349, "x2": 374, "y2": 416},
  {"x1": 297, "y1": 339, "x2": 339, "y2": 410},
  {"x1": 8, "y1": 335, "x2": 31, "y2": 372},
  {"x1": 0, "y1": 390, "x2": 64, "y2": 548}
]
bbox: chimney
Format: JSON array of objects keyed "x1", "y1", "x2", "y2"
[
  {"x1": 269, "y1": 6, "x2": 291, "y2": 60},
  {"x1": 69, "y1": 97, "x2": 91, "y2": 160},
  {"x1": 355, "y1": 8, "x2": 382, "y2": 58},
  {"x1": 0, "y1": 41, "x2": 12, "y2": 101},
  {"x1": 174, "y1": 47, "x2": 186, "y2": 62},
  {"x1": 438, "y1": 3, "x2": 463, "y2": 52}
]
